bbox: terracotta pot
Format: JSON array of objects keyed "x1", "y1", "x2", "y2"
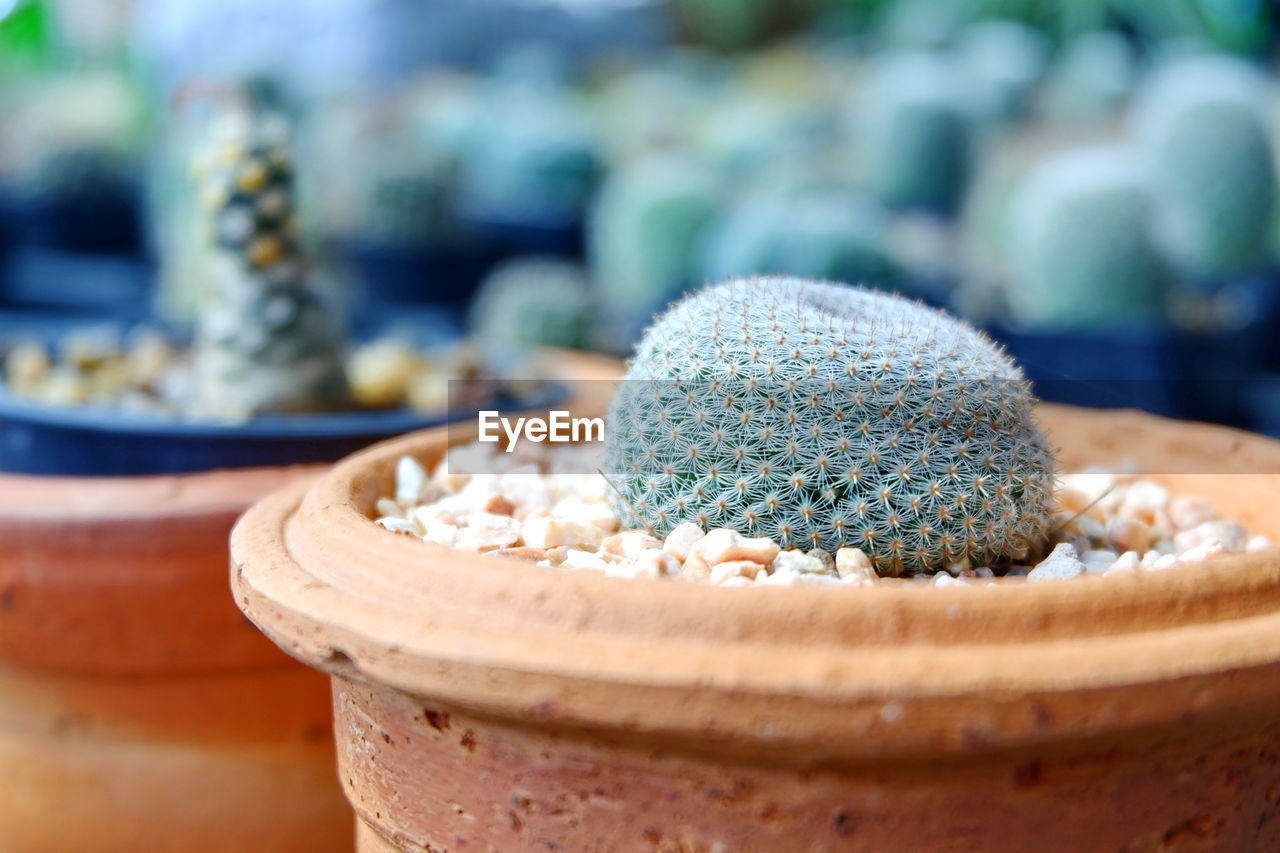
[
  {"x1": 0, "y1": 347, "x2": 621, "y2": 853},
  {"x1": 231, "y1": 405, "x2": 1280, "y2": 853},
  {"x1": 0, "y1": 465, "x2": 351, "y2": 853}
]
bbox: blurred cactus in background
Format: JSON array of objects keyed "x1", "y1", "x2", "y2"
[
  {"x1": 468, "y1": 256, "x2": 590, "y2": 350},
  {"x1": 1133, "y1": 53, "x2": 1276, "y2": 284},
  {"x1": 305, "y1": 98, "x2": 457, "y2": 251},
  {"x1": 954, "y1": 19, "x2": 1048, "y2": 130},
  {"x1": 4, "y1": 0, "x2": 1280, "y2": 437},
  {"x1": 673, "y1": 0, "x2": 780, "y2": 52},
  {"x1": 588, "y1": 151, "x2": 723, "y2": 349},
  {"x1": 700, "y1": 187, "x2": 898, "y2": 290},
  {"x1": 1004, "y1": 145, "x2": 1168, "y2": 328},
  {"x1": 456, "y1": 49, "x2": 600, "y2": 226},
  {"x1": 1041, "y1": 31, "x2": 1137, "y2": 127},
  {"x1": 595, "y1": 55, "x2": 723, "y2": 160},
  {"x1": 850, "y1": 51, "x2": 973, "y2": 212}
]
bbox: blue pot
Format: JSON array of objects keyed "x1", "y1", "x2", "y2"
[
  {"x1": 0, "y1": 183, "x2": 144, "y2": 257},
  {"x1": 987, "y1": 323, "x2": 1188, "y2": 418},
  {"x1": 987, "y1": 309, "x2": 1275, "y2": 429},
  {"x1": 462, "y1": 208, "x2": 585, "y2": 259},
  {"x1": 0, "y1": 248, "x2": 152, "y2": 317},
  {"x1": 343, "y1": 240, "x2": 495, "y2": 307},
  {"x1": 0, "y1": 381, "x2": 564, "y2": 476},
  {"x1": 1247, "y1": 374, "x2": 1280, "y2": 439}
]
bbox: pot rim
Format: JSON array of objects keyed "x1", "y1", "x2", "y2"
[{"x1": 233, "y1": 404, "x2": 1280, "y2": 757}]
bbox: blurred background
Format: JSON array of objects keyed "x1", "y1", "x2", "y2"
[{"x1": 3, "y1": 0, "x2": 1280, "y2": 433}]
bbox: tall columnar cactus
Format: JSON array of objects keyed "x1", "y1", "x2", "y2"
[
  {"x1": 469, "y1": 256, "x2": 590, "y2": 350},
  {"x1": 192, "y1": 107, "x2": 348, "y2": 419},
  {"x1": 1004, "y1": 146, "x2": 1168, "y2": 328},
  {"x1": 851, "y1": 51, "x2": 972, "y2": 212},
  {"x1": 604, "y1": 278, "x2": 1057, "y2": 575},
  {"x1": 588, "y1": 152, "x2": 722, "y2": 347},
  {"x1": 1132, "y1": 54, "x2": 1276, "y2": 282}
]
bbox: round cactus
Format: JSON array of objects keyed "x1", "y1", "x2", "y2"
[
  {"x1": 469, "y1": 256, "x2": 590, "y2": 350},
  {"x1": 1004, "y1": 145, "x2": 1169, "y2": 328},
  {"x1": 850, "y1": 51, "x2": 973, "y2": 212},
  {"x1": 604, "y1": 277, "x2": 1057, "y2": 575},
  {"x1": 1132, "y1": 54, "x2": 1276, "y2": 282}
]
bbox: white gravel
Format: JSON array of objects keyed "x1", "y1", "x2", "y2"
[{"x1": 373, "y1": 443, "x2": 1271, "y2": 587}]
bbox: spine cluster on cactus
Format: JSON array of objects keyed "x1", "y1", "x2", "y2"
[
  {"x1": 1004, "y1": 145, "x2": 1168, "y2": 328},
  {"x1": 192, "y1": 106, "x2": 348, "y2": 418},
  {"x1": 604, "y1": 277, "x2": 1057, "y2": 576},
  {"x1": 469, "y1": 256, "x2": 591, "y2": 349},
  {"x1": 851, "y1": 52, "x2": 972, "y2": 212},
  {"x1": 1132, "y1": 54, "x2": 1277, "y2": 282}
]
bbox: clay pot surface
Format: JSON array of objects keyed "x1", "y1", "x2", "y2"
[
  {"x1": 232, "y1": 405, "x2": 1280, "y2": 852},
  {"x1": 0, "y1": 346, "x2": 620, "y2": 852},
  {"x1": 0, "y1": 463, "x2": 352, "y2": 852}
]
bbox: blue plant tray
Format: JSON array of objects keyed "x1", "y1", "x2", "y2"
[
  {"x1": 985, "y1": 280, "x2": 1280, "y2": 428},
  {"x1": 0, "y1": 381, "x2": 564, "y2": 476},
  {"x1": 343, "y1": 240, "x2": 495, "y2": 307}
]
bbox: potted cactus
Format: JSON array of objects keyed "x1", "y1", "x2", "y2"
[
  {"x1": 467, "y1": 256, "x2": 591, "y2": 352},
  {"x1": 848, "y1": 51, "x2": 974, "y2": 214},
  {"x1": 963, "y1": 47, "x2": 1280, "y2": 429},
  {"x1": 588, "y1": 150, "x2": 723, "y2": 352},
  {"x1": 454, "y1": 50, "x2": 601, "y2": 258},
  {"x1": 315, "y1": 98, "x2": 489, "y2": 309},
  {"x1": 233, "y1": 278, "x2": 1280, "y2": 852},
  {"x1": 0, "y1": 98, "x2": 618, "y2": 852}
]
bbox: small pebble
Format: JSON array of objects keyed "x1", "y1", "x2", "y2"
[
  {"x1": 835, "y1": 547, "x2": 873, "y2": 579},
  {"x1": 1027, "y1": 543, "x2": 1086, "y2": 583},
  {"x1": 375, "y1": 447, "x2": 1262, "y2": 588},
  {"x1": 1108, "y1": 551, "x2": 1140, "y2": 573},
  {"x1": 663, "y1": 523, "x2": 706, "y2": 562},
  {"x1": 1168, "y1": 495, "x2": 1216, "y2": 531},
  {"x1": 684, "y1": 529, "x2": 780, "y2": 581},
  {"x1": 395, "y1": 456, "x2": 428, "y2": 506},
  {"x1": 710, "y1": 560, "x2": 767, "y2": 585},
  {"x1": 771, "y1": 549, "x2": 830, "y2": 576}
]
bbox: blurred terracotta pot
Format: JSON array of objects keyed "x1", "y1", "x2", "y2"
[
  {"x1": 0, "y1": 466, "x2": 352, "y2": 853},
  {"x1": 231, "y1": 406, "x2": 1280, "y2": 853},
  {"x1": 0, "y1": 347, "x2": 621, "y2": 852}
]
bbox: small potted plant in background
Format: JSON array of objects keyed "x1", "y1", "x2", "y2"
[
  {"x1": 0, "y1": 67, "x2": 149, "y2": 315},
  {"x1": 0, "y1": 92, "x2": 619, "y2": 852},
  {"x1": 963, "y1": 51, "x2": 1280, "y2": 428},
  {"x1": 233, "y1": 277, "x2": 1280, "y2": 853}
]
